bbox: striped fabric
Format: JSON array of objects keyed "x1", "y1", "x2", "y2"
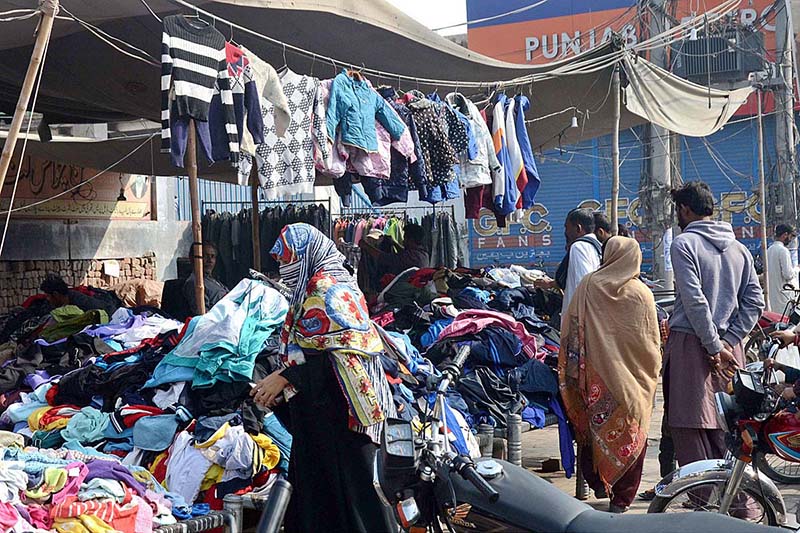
[{"x1": 160, "y1": 15, "x2": 239, "y2": 164}]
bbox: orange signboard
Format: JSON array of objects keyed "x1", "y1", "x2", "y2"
[{"x1": 468, "y1": 0, "x2": 779, "y2": 65}]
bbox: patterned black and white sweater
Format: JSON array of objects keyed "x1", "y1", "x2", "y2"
[{"x1": 160, "y1": 15, "x2": 238, "y2": 164}]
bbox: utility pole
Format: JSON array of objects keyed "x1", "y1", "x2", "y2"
[
  {"x1": 641, "y1": 0, "x2": 675, "y2": 289},
  {"x1": 774, "y1": 0, "x2": 798, "y2": 265},
  {"x1": 757, "y1": 87, "x2": 771, "y2": 311}
]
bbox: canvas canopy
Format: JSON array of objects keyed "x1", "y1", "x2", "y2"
[{"x1": 0, "y1": 0, "x2": 753, "y2": 181}]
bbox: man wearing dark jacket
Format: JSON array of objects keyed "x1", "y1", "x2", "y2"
[
  {"x1": 664, "y1": 181, "x2": 764, "y2": 466},
  {"x1": 40, "y1": 274, "x2": 120, "y2": 316}
]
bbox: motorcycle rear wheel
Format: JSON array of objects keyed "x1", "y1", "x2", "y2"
[
  {"x1": 647, "y1": 480, "x2": 777, "y2": 526},
  {"x1": 755, "y1": 451, "x2": 800, "y2": 484}
]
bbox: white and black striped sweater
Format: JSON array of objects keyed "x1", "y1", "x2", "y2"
[{"x1": 160, "y1": 15, "x2": 239, "y2": 165}]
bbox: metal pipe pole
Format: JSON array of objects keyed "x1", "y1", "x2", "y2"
[
  {"x1": 250, "y1": 164, "x2": 262, "y2": 272},
  {"x1": 611, "y1": 65, "x2": 621, "y2": 235},
  {"x1": 0, "y1": 3, "x2": 58, "y2": 194},
  {"x1": 187, "y1": 120, "x2": 206, "y2": 315},
  {"x1": 757, "y1": 88, "x2": 770, "y2": 311}
]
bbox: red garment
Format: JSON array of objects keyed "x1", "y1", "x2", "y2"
[
  {"x1": 119, "y1": 405, "x2": 164, "y2": 427},
  {"x1": 22, "y1": 293, "x2": 48, "y2": 308},
  {"x1": 371, "y1": 311, "x2": 395, "y2": 327},
  {"x1": 407, "y1": 268, "x2": 437, "y2": 288},
  {"x1": 45, "y1": 385, "x2": 59, "y2": 406},
  {"x1": 438, "y1": 309, "x2": 541, "y2": 360},
  {"x1": 36, "y1": 405, "x2": 81, "y2": 429},
  {"x1": 464, "y1": 186, "x2": 486, "y2": 219},
  {"x1": 50, "y1": 490, "x2": 138, "y2": 532}
]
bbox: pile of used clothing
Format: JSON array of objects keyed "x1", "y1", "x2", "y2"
[
  {"x1": 0, "y1": 279, "x2": 294, "y2": 531},
  {"x1": 371, "y1": 263, "x2": 574, "y2": 475}
]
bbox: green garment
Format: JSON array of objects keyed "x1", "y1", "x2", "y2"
[
  {"x1": 384, "y1": 218, "x2": 404, "y2": 246},
  {"x1": 31, "y1": 429, "x2": 65, "y2": 450},
  {"x1": 40, "y1": 305, "x2": 109, "y2": 342}
]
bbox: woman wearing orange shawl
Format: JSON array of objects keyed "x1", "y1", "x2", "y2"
[{"x1": 559, "y1": 236, "x2": 661, "y2": 513}]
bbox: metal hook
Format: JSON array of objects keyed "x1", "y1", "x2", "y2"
[
  {"x1": 230, "y1": 22, "x2": 234, "y2": 42},
  {"x1": 310, "y1": 54, "x2": 316, "y2": 76},
  {"x1": 281, "y1": 43, "x2": 288, "y2": 69}
]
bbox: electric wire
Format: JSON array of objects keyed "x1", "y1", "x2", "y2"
[
  {"x1": 430, "y1": 0, "x2": 552, "y2": 32},
  {"x1": 0, "y1": 34, "x2": 49, "y2": 257}
]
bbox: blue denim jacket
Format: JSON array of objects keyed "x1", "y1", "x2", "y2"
[{"x1": 326, "y1": 70, "x2": 406, "y2": 152}]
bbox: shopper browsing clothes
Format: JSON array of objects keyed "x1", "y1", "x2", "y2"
[
  {"x1": 559, "y1": 237, "x2": 662, "y2": 513},
  {"x1": 250, "y1": 223, "x2": 397, "y2": 533},
  {"x1": 664, "y1": 181, "x2": 763, "y2": 466}
]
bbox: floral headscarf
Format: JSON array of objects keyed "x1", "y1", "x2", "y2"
[{"x1": 270, "y1": 223, "x2": 395, "y2": 441}]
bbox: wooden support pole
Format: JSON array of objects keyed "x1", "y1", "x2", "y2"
[
  {"x1": 0, "y1": 4, "x2": 57, "y2": 195},
  {"x1": 610, "y1": 65, "x2": 621, "y2": 235},
  {"x1": 250, "y1": 164, "x2": 262, "y2": 272},
  {"x1": 757, "y1": 88, "x2": 771, "y2": 311},
  {"x1": 187, "y1": 120, "x2": 206, "y2": 315}
]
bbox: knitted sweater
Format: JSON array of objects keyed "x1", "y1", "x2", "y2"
[
  {"x1": 160, "y1": 15, "x2": 238, "y2": 164},
  {"x1": 209, "y1": 42, "x2": 264, "y2": 162}
]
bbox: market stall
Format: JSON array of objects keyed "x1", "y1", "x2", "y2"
[{"x1": 0, "y1": 1, "x2": 757, "y2": 530}]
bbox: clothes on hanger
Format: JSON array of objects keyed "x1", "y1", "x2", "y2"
[
  {"x1": 209, "y1": 42, "x2": 264, "y2": 163},
  {"x1": 240, "y1": 45, "x2": 290, "y2": 143},
  {"x1": 239, "y1": 70, "x2": 329, "y2": 198},
  {"x1": 160, "y1": 15, "x2": 238, "y2": 168},
  {"x1": 202, "y1": 203, "x2": 330, "y2": 286}
]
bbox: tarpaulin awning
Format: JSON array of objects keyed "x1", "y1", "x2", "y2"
[
  {"x1": 622, "y1": 54, "x2": 754, "y2": 137},
  {"x1": 0, "y1": 0, "x2": 754, "y2": 181}
]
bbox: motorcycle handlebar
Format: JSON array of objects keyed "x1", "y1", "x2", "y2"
[
  {"x1": 460, "y1": 463, "x2": 499, "y2": 503},
  {"x1": 451, "y1": 455, "x2": 499, "y2": 503}
]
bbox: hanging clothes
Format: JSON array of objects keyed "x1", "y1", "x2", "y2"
[
  {"x1": 240, "y1": 69, "x2": 328, "y2": 198},
  {"x1": 368, "y1": 88, "x2": 428, "y2": 203},
  {"x1": 405, "y1": 94, "x2": 459, "y2": 186},
  {"x1": 240, "y1": 45, "x2": 290, "y2": 142},
  {"x1": 514, "y1": 95, "x2": 541, "y2": 207},
  {"x1": 491, "y1": 94, "x2": 517, "y2": 217},
  {"x1": 445, "y1": 93, "x2": 501, "y2": 190},
  {"x1": 326, "y1": 70, "x2": 407, "y2": 153},
  {"x1": 209, "y1": 42, "x2": 264, "y2": 163},
  {"x1": 160, "y1": 15, "x2": 238, "y2": 168},
  {"x1": 504, "y1": 96, "x2": 529, "y2": 210}
]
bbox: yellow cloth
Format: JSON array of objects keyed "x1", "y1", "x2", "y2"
[
  {"x1": 26, "y1": 466, "x2": 67, "y2": 500},
  {"x1": 250, "y1": 434, "x2": 281, "y2": 472},
  {"x1": 27, "y1": 407, "x2": 72, "y2": 431},
  {"x1": 52, "y1": 515, "x2": 120, "y2": 533},
  {"x1": 558, "y1": 237, "x2": 661, "y2": 488}
]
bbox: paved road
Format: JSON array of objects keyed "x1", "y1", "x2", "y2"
[{"x1": 520, "y1": 384, "x2": 800, "y2": 526}]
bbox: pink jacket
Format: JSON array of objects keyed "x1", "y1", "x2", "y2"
[{"x1": 437, "y1": 310, "x2": 540, "y2": 360}]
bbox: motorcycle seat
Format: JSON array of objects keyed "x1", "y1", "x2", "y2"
[{"x1": 565, "y1": 509, "x2": 783, "y2": 533}]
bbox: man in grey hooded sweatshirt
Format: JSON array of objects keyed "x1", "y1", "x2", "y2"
[{"x1": 665, "y1": 181, "x2": 764, "y2": 466}]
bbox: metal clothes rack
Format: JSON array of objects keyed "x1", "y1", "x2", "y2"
[
  {"x1": 337, "y1": 203, "x2": 456, "y2": 222},
  {"x1": 201, "y1": 197, "x2": 333, "y2": 235}
]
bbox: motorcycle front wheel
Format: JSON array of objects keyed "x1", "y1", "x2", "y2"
[
  {"x1": 754, "y1": 451, "x2": 800, "y2": 484},
  {"x1": 648, "y1": 480, "x2": 778, "y2": 526}
]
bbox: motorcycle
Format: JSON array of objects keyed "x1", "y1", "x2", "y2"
[
  {"x1": 375, "y1": 345, "x2": 780, "y2": 532},
  {"x1": 648, "y1": 340, "x2": 800, "y2": 526},
  {"x1": 744, "y1": 284, "x2": 800, "y2": 363}
]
